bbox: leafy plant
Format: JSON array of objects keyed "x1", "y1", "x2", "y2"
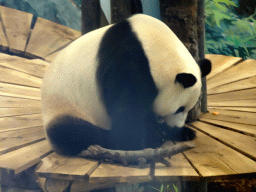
[{"x1": 205, "y1": 0, "x2": 256, "y2": 59}]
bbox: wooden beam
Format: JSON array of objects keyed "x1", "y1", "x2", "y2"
[
  {"x1": 0, "y1": 66, "x2": 43, "y2": 88},
  {"x1": 190, "y1": 121, "x2": 256, "y2": 162},
  {"x1": 0, "y1": 126, "x2": 45, "y2": 155},
  {"x1": 0, "y1": 140, "x2": 52, "y2": 174},
  {"x1": 36, "y1": 153, "x2": 100, "y2": 181},
  {"x1": 205, "y1": 54, "x2": 243, "y2": 80},
  {"x1": 207, "y1": 59, "x2": 256, "y2": 90},
  {"x1": 0, "y1": 107, "x2": 41, "y2": 118},
  {"x1": 26, "y1": 17, "x2": 81, "y2": 59},
  {"x1": 208, "y1": 75, "x2": 256, "y2": 95},
  {"x1": 0, "y1": 53, "x2": 48, "y2": 78},
  {"x1": 0, "y1": 114, "x2": 43, "y2": 131},
  {"x1": 0, "y1": 96, "x2": 41, "y2": 108},
  {"x1": 0, "y1": 82, "x2": 41, "y2": 100},
  {"x1": 0, "y1": 6, "x2": 33, "y2": 52},
  {"x1": 183, "y1": 124, "x2": 256, "y2": 177}
]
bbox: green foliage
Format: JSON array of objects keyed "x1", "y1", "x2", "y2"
[{"x1": 205, "y1": 0, "x2": 256, "y2": 59}]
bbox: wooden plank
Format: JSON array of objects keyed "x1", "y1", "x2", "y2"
[
  {"x1": 71, "y1": 180, "x2": 119, "y2": 192},
  {"x1": 207, "y1": 59, "x2": 256, "y2": 90},
  {"x1": 208, "y1": 106, "x2": 256, "y2": 113},
  {"x1": 199, "y1": 118, "x2": 256, "y2": 137},
  {"x1": 0, "y1": 113, "x2": 43, "y2": 131},
  {"x1": 200, "y1": 109, "x2": 256, "y2": 126},
  {"x1": 45, "y1": 51, "x2": 60, "y2": 63},
  {"x1": 26, "y1": 17, "x2": 81, "y2": 59},
  {"x1": 45, "y1": 178, "x2": 71, "y2": 192},
  {"x1": 0, "y1": 65, "x2": 42, "y2": 88},
  {"x1": 36, "y1": 153, "x2": 99, "y2": 181},
  {"x1": 0, "y1": 53, "x2": 48, "y2": 78},
  {"x1": 183, "y1": 125, "x2": 256, "y2": 177},
  {"x1": 190, "y1": 121, "x2": 256, "y2": 161},
  {"x1": 90, "y1": 153, "x2": 199, "y2": 185},
  {"x1": 0, "y1": 140, "x2": 52, "y2": 174},
  {"x1": 0, "y1": 126, "x2": 45, "y2": 155},
  {"x1": 208, "y1": 75, "x2": 256, "y2": 94},
  {"x1": 89, "y1": 163, "x2": 151, "y2": 184},
  {"x1": 0, "y1": 107, "x2": 41, "y2": 118},
  {"x1": 205, "y1": 54, "x2": 242, "y2": 80},
  {"x1": 30, "y1": 58, "x2": 50, "y2": 66},
  {"x1": 208, "y1": 88, "x2": 256, "y2": 101},
  {"x1": 0, "y1": 10, "x2": 8, "y2": 48},
  {"x1": 154, "y1": 154, "x2": 199, "y2": 180},
  {"x1": 0, "y1": 96, "x2": 41, "y2": 108},
  {"x1": 0, "y1": 82, "x2": 41, "y2": 100},
  {"x1": 0, "y1": 6, "x2": 32, "y2": 52},
  {"x1": 208, "y1": 99, "x2": 256, "y2": 108}
]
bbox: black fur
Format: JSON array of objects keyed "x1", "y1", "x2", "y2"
[
  {"x1": 97, "y1": 20, "x2": 159, "y2": 150},
  {"x1": 175, "y1": 73, "x2": 197, "y2": 88},
  {"x1": 198, "y1": 58, "x2": 212, "y2": 77},
  {"x1": 46, "y1": 18, "x2": 197, "y2": 156},
  {"x1": 46, "y1": 115, "x2": 109, "y2": 156}
]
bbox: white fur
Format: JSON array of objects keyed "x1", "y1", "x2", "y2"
[{"x1": 41, "y1": 24, "x2": 113, "y2": 130}]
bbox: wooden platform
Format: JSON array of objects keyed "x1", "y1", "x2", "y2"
[{"x1": 0, "y1": 5, "x2": 256, "y2": 192}]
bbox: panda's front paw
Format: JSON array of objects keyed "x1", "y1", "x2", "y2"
[{"x1": 180, "y1": 127, "x2": 196, "y2": 141}]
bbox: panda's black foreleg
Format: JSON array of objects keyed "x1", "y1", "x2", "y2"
[
  {"x1": 45, "y1": 114, "x2": 109, "y2": 156},
  {"x1": 164, "y1": 126, "x2": 197, "y2": 142},
  {"x1": 108, "y1": 107, "x2": 148, "y2": 150}
]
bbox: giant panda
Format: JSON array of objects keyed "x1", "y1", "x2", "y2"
[{"x1": 41, "y1": 14, "x2": 211, "y2": 156}]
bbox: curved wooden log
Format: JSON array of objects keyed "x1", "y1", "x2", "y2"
[{"x1": 78, "y1": 142, "x2": 196, "y2": 166}]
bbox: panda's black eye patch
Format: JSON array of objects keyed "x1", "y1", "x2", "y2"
[{"x1": 175, "y1": 106, "x2": 185, "y2": 114}]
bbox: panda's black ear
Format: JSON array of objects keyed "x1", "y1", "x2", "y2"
[
  {"x1": 175, "y1": 73, "x2": 197, "y2": 88},
  {"x1": 198, "y1": 58, "x2": 212, "y2": 77}
]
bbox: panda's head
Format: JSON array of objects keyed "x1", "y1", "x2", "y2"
[
  {"x1": 128, "y1": 14, "x2": 212, "y2": 128},
  {"x1": 153, "y1": 59, "x2": 211, "y2": 128}
]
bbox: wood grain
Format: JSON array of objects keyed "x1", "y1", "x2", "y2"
[
  {"x1": 0, "y1": 65, "x2": 42, "y2": 88},
  {"x1": 26, "y1": 17, "x2": 81, "y2": 59},
  {"x1": 208, "y1": 75, "x2": 256, "y2": 94},
  {"x1": 0, "y1": 126, "x2": 45, "y2": 155},
  {"x1": 183, "y1": 125, "x2": 256, "y2": 177},
  {"x1": 154, "y1": 154, "x2": 199, "y2": 180},
  {"x1": 0, "y1": 82, "x2": 41, "y2": 100},
  {"x1": 89, "y1": 162, "x2": 151, "y2": 184},
  {"x1": 208, "y1": 99, "x2": 256, "y2": 108},
  {"x1": 190, "y1": 121, "x2": 256, "y2": 160},
  {"x1": 45, "y1": 178, "x2": 71, "y2": 192},
  {"x1": 205, "y1": 54, "x2": 242, "y2": 80},
  {"x1": 208, "y1": 106, "x2": 256, "y2": 113},
  {"x1": 0, "y1": 96, "x2": 41, "y2": 108},
  {"x1": 199, "y1": 118, "x2": 256, "y2": 137},
  {"x1": 36, "y1": 153, "x2": 99, "y2": 181},
  {"x1": 0, "y1": 107, "x2": 41, "y2": 118},
  {"x1": 208, "y1": 88, "x2": 256, "y2": 101},
  {"x1": 207, "y1": 59, "x2": 256, "y2": 90},
  {"x1": 0, "y1": 10, "x2": 8, "y2": 48},
  {"x1": 0, "y1": 53, "x2": 48, "y2": 78},
  {"x1": 200, "y1": 109, "x2": 256, "y2": 126},
  {"x1": 45, "y1": 51, "x2": 61, "y2": 63},
  {"x1": 0, "y1": 140, "x2": 52, "y2": 174},
  {"x1": 0, "y1": 113, "x2": 43, "y2": 131},
  {"x1": 0, "y1": 6, "x2": 32, "y2": 52}
]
